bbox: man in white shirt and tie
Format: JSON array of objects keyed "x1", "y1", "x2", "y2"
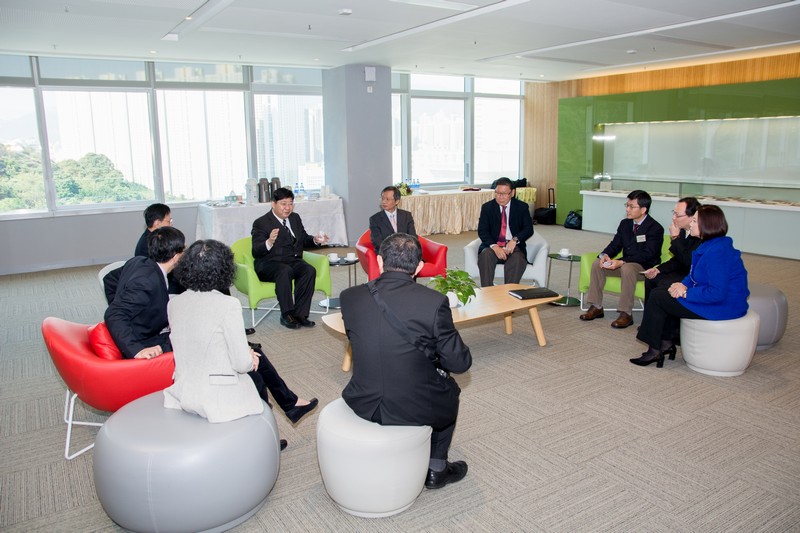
[{"x1": 368, "y1": 186, "x2": 417, "y2": 254}]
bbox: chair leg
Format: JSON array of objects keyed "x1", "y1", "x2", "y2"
[
  {"x1": 63, "y1": 391, "x2": 103, "y2": 460},
  {"x1": 246, "y1": 301, "x2": 281, "y2": 328},
  {"x1": 309, "y1": 293, "x2": 330, "y2": 315}
]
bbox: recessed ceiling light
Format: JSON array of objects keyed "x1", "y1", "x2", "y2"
[
  {"x1": 338, "y1": 8, "x2": 352, "y2": 15},
  {"x1": 627, "y1": 49, "x2": 637, "y2": 54}
]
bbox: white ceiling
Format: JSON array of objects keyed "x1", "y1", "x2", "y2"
[{"x1": 1, "y1": 0, "x2": 799, "y2": 82}]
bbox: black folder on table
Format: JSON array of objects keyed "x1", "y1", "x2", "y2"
[{"x1": 508, "y1": 287, "x2": 559, "y2": 300}]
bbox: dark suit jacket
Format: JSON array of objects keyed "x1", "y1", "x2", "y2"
[
  {"x1": 104, "y1": 256, "x2": 171, "y2": 359},
  {"x1": 134, "y1": 230, "x2": 149, "y2": 257},
  {"x1": 251, "y1": 211, "x2": 317, "y2": 276},
  {"x1": 477, "y1": 197, "x2": 534, "y2": 256},
  {"x1": 369, "y1": 208, "x2": 417, "y2": 253},
  {"x1": 658, "y1": 229, "x2": 702, "y2": 276},
  {"x1": 341, "y1": 271, "x2": 472, "y2": 428},
  {"x1": 601, "y1": 215, "x2": 665, "y2": 269}
]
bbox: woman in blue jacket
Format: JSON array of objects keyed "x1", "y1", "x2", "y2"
[{"x1": 631, "y1": 205, "x2": 749, "y2": 367}]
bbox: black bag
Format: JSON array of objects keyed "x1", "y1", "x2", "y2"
[
  {"x1": 534, "y1": 187, "x2": 556, "y2": 225},
  {"x1": 564, "y1": 209, "x2": 582, "y2": 230}
]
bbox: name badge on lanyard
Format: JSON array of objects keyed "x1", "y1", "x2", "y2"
[{"x1": 636, "y1": 234, "x2": 647, "y2": 243}]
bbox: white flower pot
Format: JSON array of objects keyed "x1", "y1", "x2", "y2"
[{"x1": 446, "y1": 291, "x2": 460, "y2": 308}]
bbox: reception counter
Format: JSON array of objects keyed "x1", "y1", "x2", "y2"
[{"x1": 580, "y1": 190, "x2": 800, "y2": 260}]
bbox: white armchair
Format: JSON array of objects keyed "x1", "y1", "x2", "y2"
[{"x1": 463, "y1": 233, "x2": 549, "y2": 286}]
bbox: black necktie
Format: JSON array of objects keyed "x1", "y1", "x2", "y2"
[
  {"x1": 283, "y1": 218, "x2": 295, "y2": 242},
  {"x1": 633, "y1": 223, "x2": 639, "y2": 235}
]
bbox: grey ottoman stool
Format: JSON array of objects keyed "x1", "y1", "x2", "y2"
[
  {"x1": 94, "y1": 391, "x2": 280, "y2": 533},
  {"x1": 317, "y1": 398, "x2": 432, "y2": 518},
  {"x1": 680, "y1": 310, "x2": 760, "y2": 377},
  {"x1": 748, "y1": 283, "x2": 788, "y2": 350}
]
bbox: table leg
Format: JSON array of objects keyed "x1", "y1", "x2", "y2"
[
  {"x1": 341, "y1": 342, "x2": 353, "y2": 372},
  {"x1": 504, "y1": 313, "x2": 513, "y2": 334},
  {"x1": 527, "y1": 307, "x2": 547, "y2": 346}
]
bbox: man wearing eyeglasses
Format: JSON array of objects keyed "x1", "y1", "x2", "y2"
[
  {"x1": 642, "y1": 197, "x2": 701, "y2": 303},
  {"x1": 580, "y1": 190, "x2": 664, "y2": 329},
  {"x1": 476, "y1": 177, "x2": 534, "y2": 287}
]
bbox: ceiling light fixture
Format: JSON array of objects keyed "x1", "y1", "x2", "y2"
[
  {"x1": 343, "y1": 0, "x2": 530, "y2": 52},
  {"x1": 162, "y1": 0, "x2": 236, "y2": 40}
]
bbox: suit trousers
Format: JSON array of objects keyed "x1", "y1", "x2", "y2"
[
  {"x1": 369, "y1": 401, "x2": 459, "y2": 461},
  {"x1": 644, "y1": 272, "x2": 684, "y2": 303},
  {"x1": 636, "y1": 288, "x2": 704, "y2": 350},
  {"x1": 248, "y1": 347, "x2": 298, "y2": 413},
  {"x1": 587, "y1": 259, "x2": 644, "y2": 314},
  {"x1": 257, "y1": 259, "x2": 316, "y2": 318},
  {"x1": 477, "y1": 248, "x2": 527, "y2": 287}
]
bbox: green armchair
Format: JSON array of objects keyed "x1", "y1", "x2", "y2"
[
  {"x1": 230, "y1": 237, "x2": 332, "y2": 328},
  {"x1": 578, "y1": 234, "x2": 672, "y2": 312}
]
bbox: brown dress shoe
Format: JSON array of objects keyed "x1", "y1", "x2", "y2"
[
  {"x1": 579, "y1": 305, "x2": 604, "y2": 321},
  {"x1": 611, "y1": 312, "x2": 633, "y2": 329}
]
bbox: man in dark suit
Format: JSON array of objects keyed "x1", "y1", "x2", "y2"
[
  {"x1": 251, "y1": 187, "x2": 328, "y2": 330},
  {"x1": 476, "y1": 177, "x2": 534, "y2": 287},
  {"x1": 643, "y1": 197, "x2": 701, "y2": 303},
  {"x1": 580, "y1": 190, "x2": 665, "y2": 328},
  {"x1": 341, "y1": 233, "x2": 472, "y2": 490},
  {"x1": 105, "y1": 226, "x2": 185, "y2": 360},
  {"x1": 134, "y1": 203, "x2": 173, "y2": 257},
  {"x1": 368, "y1": 186, "x2": 417, "y2": 254}
]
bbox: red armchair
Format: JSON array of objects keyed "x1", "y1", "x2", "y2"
[
  {"x1": 355, "y1": 229, "x2": 448, "y2": 281},
  {"x1": 42, "y1": 317, "x2": 175, "y2": 459}
]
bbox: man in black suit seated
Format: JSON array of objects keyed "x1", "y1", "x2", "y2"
[
  {"x1": 368, "y1": 186, "x2": 417, "y2": 254},
  {"x1": 580, "y1": 189, "x2": 665, "y2": 329},
  {"x1": 476, "y1": 177, "x2": 534, "y2": 287},
  {"x1": 105, "y1": 226, "x2": 185, "y2": 359},
  {"x1": 134, "y1": 203, "x2": 173, "y2": 257},
  {"x1": 643, "y1": 197, "x2": 701, "y2": 303},
  {"x1": 341, "y1": 233, "x2": 473, "y2": 490},
  {"x1": 251, "y1": 187, "x2": 328, "y2": 330}
]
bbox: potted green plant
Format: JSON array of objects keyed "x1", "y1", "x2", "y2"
[
  {"x1": 394, "y1": 182, "x2": 412, "y2": 196},
  {"x1": 427, "y1": 268, "x2": 478, "y2": 307}
]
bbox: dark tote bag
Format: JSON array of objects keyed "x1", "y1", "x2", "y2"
[{"x1": 564, "y1": 210, "x2": 582, "y2": 230}]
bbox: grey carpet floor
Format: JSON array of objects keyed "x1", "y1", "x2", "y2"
[{"x1": 1, "y1": 225, "x2": 799, "y2": 532}]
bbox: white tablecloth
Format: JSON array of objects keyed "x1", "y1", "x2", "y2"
[{"x1": 196, "y1": 198, "x2": 348, "y2": 246}]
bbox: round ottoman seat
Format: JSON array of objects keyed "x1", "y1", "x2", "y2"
[
  {"x1": 94, "y1": 392, "x2": 280, "y2": 533},
  {"x1": 747, "y1": 283, "x2": 788, "y2": 350},
  {"x1": 680, "y1": 310, "x2": 760, "y2": 377},
  {"x1": 316, "y1": 398, "x2": 432, "y2": 518}
]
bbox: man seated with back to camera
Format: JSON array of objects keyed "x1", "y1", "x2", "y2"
[
  {"x1": 476, "y1": 177, "x2": 534, "y2": 287},
  {"x1": 340, "y1": 233, "x2": 473, "y2": 490},
  {"x1": 579, "y1": 189, "x2": 664, "y2": 329}
]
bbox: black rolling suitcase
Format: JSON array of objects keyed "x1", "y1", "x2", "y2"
[{"x1": 534, "y1": 187, "x2": 556, "y2": 225}]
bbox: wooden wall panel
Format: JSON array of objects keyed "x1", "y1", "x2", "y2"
[{"x1": 521, "y1": 52, "x2": 800, "y2": 208}]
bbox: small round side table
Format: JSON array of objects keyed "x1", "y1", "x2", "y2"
[
  {"x1": 320, "y1": 257, "x2": 360, "y2": 309},
  {"x1": 546, "y1": 253, "x2": 581, "y2": 306}
]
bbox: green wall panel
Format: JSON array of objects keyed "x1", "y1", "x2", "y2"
[{"x1": 556, "y1": 77, "x2": 800, "y2": 225}]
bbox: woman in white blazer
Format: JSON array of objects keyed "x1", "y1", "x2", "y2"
[{"x1": 164, "y1": 240, "x2": 317, "y2": 431}]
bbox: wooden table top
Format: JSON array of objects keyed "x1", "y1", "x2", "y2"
[{"x1": 321, "y1": 283, "x2": 561, "y2": 334}]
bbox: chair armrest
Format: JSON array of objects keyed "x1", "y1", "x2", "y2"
[{"x1": 463, "y1": 238, "x2": 481, "y2": 278}]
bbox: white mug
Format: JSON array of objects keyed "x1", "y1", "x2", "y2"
[
  {"x1": 328, "y1": 252, "x2": 339, "y2": 261},
  {"x1": 559, "y1": 248, "x2": 570, "y2": 257},
  {"x1": 346, "y1": 252, "x2": 357, "y2": 261}
]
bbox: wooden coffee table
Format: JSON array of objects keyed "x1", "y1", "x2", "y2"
[{"x1": 321, "y1": 283, "x2": 561, "y2": 371}]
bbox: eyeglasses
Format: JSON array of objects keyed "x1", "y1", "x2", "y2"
[
  {"x1": 672, "y1": 211, "x2": 687, "y2": 218},
  {"x1": 624, "y1": 203, "x2": 641, "y2": 209},
  {"x1": 495, "y1": 191, "x2": 512, "y2": 197}
]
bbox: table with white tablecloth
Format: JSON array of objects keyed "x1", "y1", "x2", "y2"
[
  {"x1": 399, "y1": 187, "x2": 536, "y2": 235},
  {"x1": 196, "y1": 198, "x2": 348, "y2": 246}
]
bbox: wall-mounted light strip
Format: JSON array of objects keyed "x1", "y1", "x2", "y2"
[
  {"x1": 162, "y1": 0, "x2": 237, "y2": 41},
  {"x1": 342, "y1": 0, "x2": 530, "y2": 52}
]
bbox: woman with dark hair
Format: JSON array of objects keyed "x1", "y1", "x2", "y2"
[
  {"x1": 631, "y1": 205, "x2": 749, "y2": 368},
  {"x1": 163, "y1": 240, "x2": 317, "y2": 442}
]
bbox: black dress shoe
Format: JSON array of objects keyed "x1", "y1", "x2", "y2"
[
  {"x1": 294, "y1": 316, "x2": 316, "y2": 328},
  {"x1": 279, "y1": 314, "x2": 301, "y2": 329},
  {"x1": 629, "y1": 346, "x2": 670, "y2": 368},
  {"x1": 248, "y1": 341, "x2": 261, "y2": 350},
  {"x1": 425, "y1": 460, "x2": 468, "y2": 489},
  {"x1": 245, "y1": 327, "x2": 256, "y2": 335},
  {"x1": 285, "y1": 398, "x2": 319, "y2": 424},
  {"x1": 280, "y1": 439, "x2": 288, "y2": 451}
]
